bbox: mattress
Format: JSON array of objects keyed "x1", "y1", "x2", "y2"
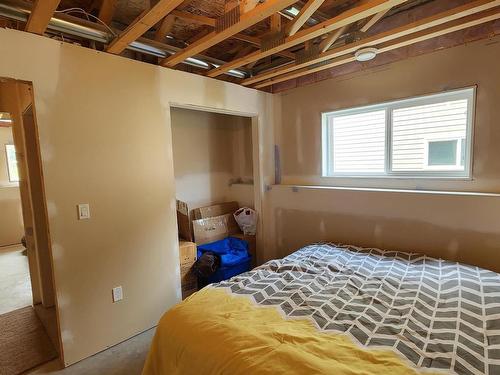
[{"x1": 142, "y1": 243, "x2": 500, "y2": 375}]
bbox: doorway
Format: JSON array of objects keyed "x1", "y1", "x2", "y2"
[{"x1": 0, "y1": 78, "x2": 60, "y2": 374}]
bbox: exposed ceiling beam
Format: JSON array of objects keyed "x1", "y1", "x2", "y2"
[
  {"x1": 286, "y1": 0, "x2": 326, "y2": 36},
  {"x1": 360, "y1": 8, "x2": 391, "y2": 32},
  {"x1": 107, "y1": 0, "x2": 184, "y2": 54},
  {"x1": 98, "y1": 0, "x2": 118, "y2": 25},
  {"x1": 270, "y1": 13, "x2": 282, "y2": 32},
  {"x1": 160, "y1": 0, "x2": 298, "y2": 67},
  {"x1": 25, "y1": 0, "x2": 61, "y2": 34},
  {"x1": 154, "y1": 14, "x2": 176, "y2": 41},
  {"x1": 252, "y1": 7, "x2": 500, "y2": 89},
  {"x1": 243, "y1": 0, "x2": 500, "y2": 86},
  {"x1": 171, "y1": 10, "x2": 215, "y2": 26},
  {"x1": 169, "y1": 10, "x2": 294, "y2": 59},
  {"x1": 206, "y1": 0, "x2": 409, "y2": 77},
  {"x1": 318, "y1": 24, "x2": 347, "y2": 52}
]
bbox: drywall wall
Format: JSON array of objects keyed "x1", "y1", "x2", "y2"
[
  {"x1": 0, "y1": 28, "x2": 273, "y2": 366},
  {"x1": 171, "y1": 108, "x2": 253, "y2": 208},
  {"x1": 0, "y1": 126, "x2": 23, "y2": 246},
  {"x1": 267, "y1": 35, "x2": 500, "y2": 271}
]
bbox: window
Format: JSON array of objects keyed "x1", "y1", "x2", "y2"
[
  {"x1": 322, "y1": 88, "x2": 474, "y2": 178},
  {"x1": 5, "y1": 144, "x2": 19, "y2": 183}
]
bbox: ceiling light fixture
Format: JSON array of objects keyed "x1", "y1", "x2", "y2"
[{"x1": 354, "y1": 47, "x2": 378, "y2": 62}]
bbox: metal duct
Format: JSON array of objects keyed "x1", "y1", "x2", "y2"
[{"x1": 0, "y1": 1, "x2": 247, "y2": 79}]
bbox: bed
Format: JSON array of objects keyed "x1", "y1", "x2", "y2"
[{"x1": 142, "y1": 243, "x2": 500, "y2": 375}]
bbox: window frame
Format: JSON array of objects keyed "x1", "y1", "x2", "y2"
[{"x1": 321, "y1": 87, "x2": 476, "y2": 180}]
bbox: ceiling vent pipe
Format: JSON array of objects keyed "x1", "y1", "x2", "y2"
[{"x1": 0, "y1": 0, "x2": 248, "y2": 79}]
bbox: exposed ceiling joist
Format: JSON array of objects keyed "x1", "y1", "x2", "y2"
[
  {"x1": 170, "y1": 9, "x2": 215, "y2": 26},
  {"x1": 270, "y1": 13, "x2": 282, "y2": 32},
  {"x1": 360, "y1": 8, "x2": 391, "y2": 32},
  {"x1": 107, "y1": 0, "x2": 184, "y2": 54},
  {"x1": 25, "y1": 0, "x2": 61, "y2": 34},
  {"x1": 318, "y1": 24, "x2": 347, "y2": 52},
  {"x1": 252, "y1": 6, "x2": 500, "y2": 88},
  {"x1": 160, "y1": 0, "x2": 298, "y2": 67},
  {"x1": 243, "y1": 0, "x2": 500, "y2": 86},
  {"x1": 286, "y1": 0, "x2": 326, "y2": 36},
  {"x1": 154, "y1": 14, "x2": 176, "y2": 41},
  {"x1": 206, "y1": 0, "x2": 409, "y2": 77},
  {"x1": 169, "y1": 10, "x2": 294, "y2": 59},
  {"x1": 98, "y1": 0, "x2": 118, "y2": 25}
]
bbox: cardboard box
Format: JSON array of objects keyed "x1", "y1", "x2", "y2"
[
  {"x1": 192, "y1": 201, "x2": 239, "y2": 220},
  {"x1": 179, "y1": 241, "x2": 197, "y2": 265},
  {"x1": 176, "y1": 200, "x2": 193, "y2": 242},
  {"x1": 180, "y1": 263, "x2": 198, "y2": 300},
  {"x1": 192, "y1": 213, "x2": 240, "y2": 245},
  {"x1": 177, "y1": 200, "x2": 239, "y2": 242}
]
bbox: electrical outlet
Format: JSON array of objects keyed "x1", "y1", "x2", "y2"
[
  {"x1": 112, "y1": 286, "x2": 123, "y2": 303},
  {"x1": 77, "y1": 203, "x2": 91, "y2": 220}
]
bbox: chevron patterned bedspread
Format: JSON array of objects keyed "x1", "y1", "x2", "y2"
[{"x1": 143, "y1": 243, "x2": 500, "y2": 375}]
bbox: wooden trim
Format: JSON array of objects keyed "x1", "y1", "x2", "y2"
[
  {"x1": 253, "y1": 8, "x2": 500, "y2": 89},
  {"x1": 243, "y1": 0, "x2": 500, "y2": 86},
  {"x1": 25, "y1": 0, "x2": 61, "y2": 35},
  {"x1": 206, "y1": 0, "x2": 409, "y2": 77},
  {"x1": 286, "y1": 0, "x2": 326, "y2": 36},
  {"x1": 98, "y1": 0, "x2": 118, "y2": 25},
  {"x1": 160, "y1": 0, "x2": 298, "y2": 67},
  {"x1": 106, "y1": 0, "x2": 185, "y2": 54}
]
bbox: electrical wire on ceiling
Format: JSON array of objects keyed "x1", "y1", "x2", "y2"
[{"x1": 54, "y1": 7, "x2": 117, "y2": 37}]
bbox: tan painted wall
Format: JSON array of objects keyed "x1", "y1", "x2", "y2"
[
  {"x1": 0, "y1": 126, "x2": 23, "y2": 246},
  {"x1": 0, "y1": 28, "x2": 273, "y2": 366},
  {"x1": 267, "y1": 36, "x2": 500, "y2": 271},
  {"x1": 171, "y1": 108, "x2": 253, "y2": 208}
]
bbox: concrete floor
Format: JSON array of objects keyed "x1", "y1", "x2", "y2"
[
  {"x1": 0, "y1": 244, "x2": 32, "y2": 315},
  {"x1": 29, "y1": 328, "x2": 155, "y2": 375}
]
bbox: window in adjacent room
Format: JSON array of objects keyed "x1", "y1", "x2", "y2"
[
  {"x1": 5, "y1": 144, "x2": 19, "y2": 182},
  {"x1": 322, "y1": 87, "x2": 475, "y2": 178}
]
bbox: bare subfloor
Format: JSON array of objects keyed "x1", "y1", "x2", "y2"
[{"x1": 28, "y1": 328, "x2": 155, "y2": 375}]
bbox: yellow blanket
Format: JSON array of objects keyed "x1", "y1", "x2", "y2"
[{"x1": 142, "y1": 288, "x2": 433, "y2": 375}]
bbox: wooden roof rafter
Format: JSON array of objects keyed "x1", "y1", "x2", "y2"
[
  {"x1": 160, "y1": 0, "x2": 299, "y2": 68},
  {"x1": 254, "y1": 8, "x2": 500, "y2": 88},
  {"x1": 205, "y1": 0, "x2": 410, "y2": 78},
  {"x1": 249, "y1": 1, "x2": 500, "y2": 88},
  {"x1": 106, "y1": 0, "x2": 185, "y2": 54},
  {"x1": 25, "y1": 0, "x2": 61, "y2": 34},
  {"x1": 98, "y1": 0, "x2": 118, "y2": 25},
  {"x1": 286, "y1": 0, "x2": 327, "y2": 36}
]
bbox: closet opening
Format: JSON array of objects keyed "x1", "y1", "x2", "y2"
[{"x1": 170, "y1": 106, "x2": 258, "y2": 299}]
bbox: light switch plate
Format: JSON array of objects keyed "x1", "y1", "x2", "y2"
[
  {"x1": 112, "y1": 286, "x2": 123, "y2": 303},
  {"x1": 77, "y1": 204, "x2": 90, "y2": 220}
]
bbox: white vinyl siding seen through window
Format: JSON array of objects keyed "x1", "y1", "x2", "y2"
[{"x1": 322, "y1": 88, "x2": 475, "y2": 178}]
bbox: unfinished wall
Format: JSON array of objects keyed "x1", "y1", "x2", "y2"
[
  {"x1": 171, "y1": 107, "x2": 254, "y2": 208},
  {"x1": 0, "y1": 126, "x2": 23, "y2": 246},
  {"x1": 268, "y1": 36, "x2": 500, "y2": 272},
  {"x1": 0, "y1": 28, "x2": 273, "y2": 366}
]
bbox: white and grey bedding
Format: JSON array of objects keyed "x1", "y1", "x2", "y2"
[{"x1": 214, "y1": 243, "x2": 500, "y2": 375}]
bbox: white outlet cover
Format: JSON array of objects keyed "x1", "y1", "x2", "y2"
[
  {"x1": 112, "y1": 286, "x2": 123, "y2": 302},
  {"x1": 77, "y1": 203, "x2": 90, "y2": 220}
]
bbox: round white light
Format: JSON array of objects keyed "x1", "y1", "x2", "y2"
[{"x1": 355, "y1": 47, "x2": 378, "y2": 62}]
